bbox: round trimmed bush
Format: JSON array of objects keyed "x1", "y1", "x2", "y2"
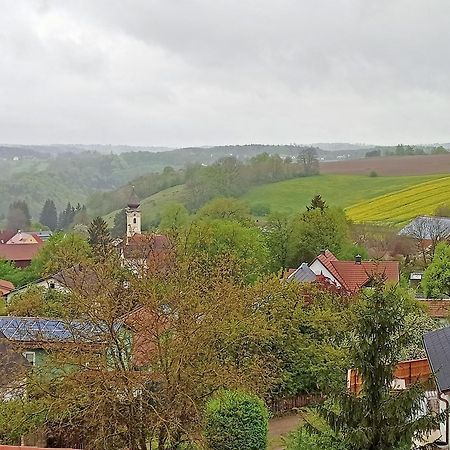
[{"x1": 204, "y1": 390, "x2": 269, "y2": 450}]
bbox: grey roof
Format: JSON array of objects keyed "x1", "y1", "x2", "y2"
[
  {"x1": 288, "y1": 263, "x2": 317, "y2": 282},
  {"x1": 0, "y1": 316, "x2": 118, "y2": 344},
  {"x1": 423, "y1": 326, "x2": 450, "y2": 392},
  {"x1": 399, "y1": 216, "x2": 450, "y2": 239}
]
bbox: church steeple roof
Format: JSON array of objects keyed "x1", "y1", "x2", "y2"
[{"x1": 127, "y1": 186, "x2": 140, "y2": 209}]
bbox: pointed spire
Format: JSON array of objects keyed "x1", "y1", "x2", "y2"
[{"x1": 127, "y1": 186, "x2": 140, "y2": 209}]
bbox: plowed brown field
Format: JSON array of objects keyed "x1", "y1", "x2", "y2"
[{"x1": 320, "y1": 154, "x2": 450, "y2": 176}]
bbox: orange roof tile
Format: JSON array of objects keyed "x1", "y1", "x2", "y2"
[{"x1": 331, "y1": 260, "x2": 399, "y2": 292}]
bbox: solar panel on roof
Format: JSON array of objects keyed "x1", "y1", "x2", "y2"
[{"x1": 0, "y1": 316, "x2": 118, "y2": 343}]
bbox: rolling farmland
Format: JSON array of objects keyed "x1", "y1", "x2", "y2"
[
  {"x1": 346, "y1": 176, "x2": 450, "y2": 224},
  {"x1": 242, "y1": 174, "x2": 441, "y2": 216}
]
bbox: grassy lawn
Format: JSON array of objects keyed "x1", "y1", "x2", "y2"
[{"x1": 242, "y1": 174, "x2": 441, "y2": 216}]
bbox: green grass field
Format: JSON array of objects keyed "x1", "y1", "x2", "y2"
[
  {"x1": 345, "y1": 176, "x2": 450, "y2": 225},
  {"x1": 242, "y1": 174, "x2": 442, "y2": 216}
]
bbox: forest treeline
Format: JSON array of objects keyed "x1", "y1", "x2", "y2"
[
  {"x1": 0, "y1": 144, "x2": 326, "y2": 218},
  {"x1": 88, "y1": 150, "x2": 319, "y2": 217}
]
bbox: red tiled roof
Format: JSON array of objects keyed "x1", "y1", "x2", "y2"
[
  {"x1": 0, "y1": 230, "x2": 16, "y2": 244},
  {"x1": 0, "y1": 243, "x2": 42, "y2": 262},
  {"x1": 331, "y1": 260, "x2": 400, "y2": 292},
  {"x1": 419, "y1": 300, "x2": 450, "y2": 318},
  {"x1": 0, "y1": 280, "x2": 14, "y2": 296}
]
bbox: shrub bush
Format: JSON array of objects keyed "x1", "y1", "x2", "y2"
[
  {"x1": 285, "y1": 427, "x2": 345, "y2": 450},
  {"x1": 369, "y1": 170, "x2": 378, "y2": 177},
  {"x1": 204, "y1": 390, "x2": 269, "y2": 450}
]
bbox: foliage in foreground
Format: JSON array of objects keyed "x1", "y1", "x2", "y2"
[
  {"x1": 422, "y1": 242, "x2": 450, "y2": 298},
  {"x1": 299, "y1": 281, "x2": 443, "y2": 450},
  {"x1": 204, "y1": 390, "x2": 268, "y2": 450}
]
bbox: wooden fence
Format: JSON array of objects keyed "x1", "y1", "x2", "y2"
[{"x1": 269, "y1": 393, "x2": 324, "y2": 415}]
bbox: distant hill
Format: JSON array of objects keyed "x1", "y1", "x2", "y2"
[{"x1": 2, "y1": 145, "x2": 449, "y2": 221}]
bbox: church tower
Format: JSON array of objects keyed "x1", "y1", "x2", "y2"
[{"x1": 126, "y1": 186, "x2": 141, "y2": 242}]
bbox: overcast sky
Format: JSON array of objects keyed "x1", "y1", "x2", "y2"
[{"x1": 2, "y1": 0, "x2": 450, "y2": 147}]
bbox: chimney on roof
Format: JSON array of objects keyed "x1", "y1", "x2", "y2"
[{"x1": 355, "y1": 254, "x2": 362, "y2": 264}]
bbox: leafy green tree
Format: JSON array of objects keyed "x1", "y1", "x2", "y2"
[
  {"x1": 31, "y1": 232, "x2": 92, "y2": 277},
  {"x1": 111, "y1": 208, "x2": 127, "y2": 238},
  {"x1": 7, "y1": 200, "x2": 31, "y2": 230},
  {"x1": 422, "y1": 242, "x2": 450, "y2": 298},
  {"x1": 0, "y1": 259, "x2": 38, "y2": 287},
  {"x1": 204, "y1": 390, "x2": 269, "y2": 450},
  {"x1": 88, "y1": 217, "x2": 113, "y2": 260},
  {"x1": 179, "y1": 219, "x2": 270, "y2": 283},
  {"x1": 298, "y1": 147, "x2": 319, "y2": 175},
  {"x1": 302, "y1": 281, "x2": 442, "y2": 450},
  {"x1": 431, "y1": 145, "x2": 448, "y2": 155},
  {"x1": 39, "y1": 199, "x2": 58, "y2": 230},
  {"x1": 7, "y1": 285, "x2": 66, "y2": 318},
  {"x1": 159, "y1": 202, "x2": 190, "y2": 232},
  {"x1": 197, "y1": 197, "x2": 250, "y2": 223},
  {"x1": 288, "y1": 207, "x2": 350, "y2": 266}
]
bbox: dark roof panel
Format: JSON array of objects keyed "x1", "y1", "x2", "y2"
[
  {"x1": 288, "y1": 263, "x2": 317, "y2": 282},
  {"x1": 423, "y1": 326, "x2": 450, "y2": 392},
  {"x1": 0, "y1": 317, "x2": 119, "y2": 344}
]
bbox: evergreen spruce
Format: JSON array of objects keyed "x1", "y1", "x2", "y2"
[
  {"x1": 304, "y1": 280, "x2": 442, "y2": 450},
  {"x1": 111, "y1": 208, "x2": 127, "y2": 238},
  {"x1": 88, "y1": 216, "x2": 113, "y2": 259},
  {"x1": 39, "y1": 199, "x2": 58, "y2": 230}
]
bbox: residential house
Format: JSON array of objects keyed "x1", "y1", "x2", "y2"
[
  {"x1": 0, "y1": 230, "x2": 45, "y2": 267},
  {"x1": 308, "y1": 250, "x2": 399, "y2": 294},
  {"x1": 4, "y1": 265, "x2": 105, "y2": 305},
  {"x1": 0, "y1": 316, "x2": 112, "y2": 369}
]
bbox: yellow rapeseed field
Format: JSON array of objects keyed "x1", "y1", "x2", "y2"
[{"x1": 345, "y1": 176, "x2": 450, "y2": 224}]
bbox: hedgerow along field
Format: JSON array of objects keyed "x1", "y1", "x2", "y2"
[
  {"x1": 345, "y1": 176, "x2": 450, "y2": 225},
  {"x1": 242, "y1": 174, "x2": 443, "y2": 216}
]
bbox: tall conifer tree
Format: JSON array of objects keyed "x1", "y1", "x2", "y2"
[{"x1": 39, "y1": 199, "x2": 58, "y2": 230}]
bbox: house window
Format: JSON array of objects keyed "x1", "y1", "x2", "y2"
[
  {"x1": 133, "y1": 218, "x2": 137, "y2": 224},
  {"x1": 23, "y1": 351, "x2": 36, "y2": 366},
  {"x1": 49, "y1": 282, "x2": 55, "y2": 289}
]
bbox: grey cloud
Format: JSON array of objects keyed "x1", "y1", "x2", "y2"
[{"x1": 1, "y1": 0, "x2": 450, "y2": 145}]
